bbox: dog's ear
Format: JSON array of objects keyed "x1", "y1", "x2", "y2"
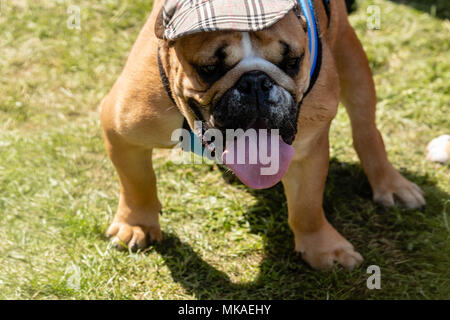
[
  {"x1": 293, "y1": 5, "x2": 308, "y2": 32},
  {"x1": 154, "y1": 5, "x2": 165, "y2": 39},
  {"x1": 155, "y1": 0, "x2": 178, "y2": 40}
]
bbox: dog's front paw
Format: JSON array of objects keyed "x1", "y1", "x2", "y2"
[
  {"x1": 295, "y1": 222, "x2": 363, "y2": 271},
  {"x1": 373, "y1": 170, "x2": 425, "y2": 209},
  {"x1": 107, "y1": 221, "x2": 162, "y2": 251}
]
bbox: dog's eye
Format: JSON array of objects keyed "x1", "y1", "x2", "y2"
[
  {"x1": 196, "y1": 65, "x2": 220, "y2": 82},
  {"x1": 199, "y1": 65, "x2": 218, "y2": 74},
  {"x1": 286, "y1": 58, "x2": 300, "y2": 70},
  {"x1": 281, "y1": 55, "x2": 303, "y2": 77}
]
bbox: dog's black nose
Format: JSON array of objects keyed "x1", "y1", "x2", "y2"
[{"x1": 237, "y1": 71, "x2": 273, "y2": 102}]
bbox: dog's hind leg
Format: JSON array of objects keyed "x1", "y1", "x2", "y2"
[{"x1": 333, "y1": 18, "x2": 425, "y2": 209}]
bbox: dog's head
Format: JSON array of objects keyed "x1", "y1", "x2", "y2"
[
  {"x1": 156, "y1": 8, "x2": 310, "y2": 145},
  {"x1": 156, "y1": 1, "x2": 312, "y2": 189}
]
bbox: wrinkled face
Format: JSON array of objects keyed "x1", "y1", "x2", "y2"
[{"x1": 163, "y1": 11, "x2": 310, "y2": 145}]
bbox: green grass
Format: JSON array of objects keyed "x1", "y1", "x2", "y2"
[{"x1": 0, "y1": 0, "x2": 449, "y2": 299}]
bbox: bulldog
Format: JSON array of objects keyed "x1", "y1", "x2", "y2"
[{"x1": 100, "y1": 0, "x2": 425, "y2": 270}]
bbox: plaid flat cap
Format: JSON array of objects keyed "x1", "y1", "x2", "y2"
[{"x1": 162, "y1": 0, "x2": 298, "y2": 40}]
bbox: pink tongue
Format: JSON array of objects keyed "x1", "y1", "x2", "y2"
[{"x1": 222, "y1": 125, "x2": 294, "y2": 189}]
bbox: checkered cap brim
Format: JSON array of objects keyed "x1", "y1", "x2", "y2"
[{"x1": 162, "y1": 0, "x2": 298, "y2": 40}]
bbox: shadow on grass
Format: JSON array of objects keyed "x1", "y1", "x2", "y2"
[
  {"x1": 388, "y1": 0, "x2": 449, "y2": 19},
  {"x1": 154, "y1": 159, "x2": 449, "y2": 299}
]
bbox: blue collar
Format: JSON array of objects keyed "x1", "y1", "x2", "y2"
[{"x1": 298, "y1": 0, "x2": 321, "y2": 79}]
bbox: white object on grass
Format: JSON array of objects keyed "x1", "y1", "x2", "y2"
[{"x1": 426, "y1": 135, "x2": 450, "y2": 163}]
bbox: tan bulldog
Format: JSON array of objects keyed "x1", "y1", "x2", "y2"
[{"x1": 100, "y1": 0, "x2": 425, "y2": 270}]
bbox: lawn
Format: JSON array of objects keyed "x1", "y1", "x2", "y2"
[{"x1": 0, "y1": 0, "x2": 448, "y2": 299}]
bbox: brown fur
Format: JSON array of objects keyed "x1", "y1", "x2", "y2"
[{"x1": 101, "y1": 0, "x2": 424, "y2": 270}]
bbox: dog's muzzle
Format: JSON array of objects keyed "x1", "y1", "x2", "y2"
[{"x1": 211, "y1": 71, "x2": 298, "y2": 144}]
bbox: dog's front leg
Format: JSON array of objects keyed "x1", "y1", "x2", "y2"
[
  {"x1": 103, "y1": 130, "x2": 163, "y2": 251},
  {"x1": 282, "y1": 127, "x2": 363, "y2": 271}
]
